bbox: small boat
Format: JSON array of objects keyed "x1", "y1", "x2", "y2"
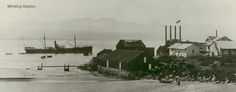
[
  {"x1": 6, "y1": 53, "x2": 13, "y2": 55},
  {"x1": 47, "y1": 55, "x2": 53, "y2": 58},
  {"x1": 159, "y1": 78, "x2": 174, "y2": 83},
  {"x1": 18, "y1": 53, "x2": 25, "y2": 55},
  {"x1": 41, "y1": 56, "x2": 46, "y2": 59}
]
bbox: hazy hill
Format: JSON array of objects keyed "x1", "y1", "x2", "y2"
[
  {"x1": 1, "y1": 17, "x2": 230, "y2": 42},
  {"x1": 1, "y1": 18, "x2": 163, "y2": 41}
]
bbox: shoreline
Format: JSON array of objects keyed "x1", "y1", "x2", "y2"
[{"x1": 0, "y1": 68, "x2": 235, "y2": 92}]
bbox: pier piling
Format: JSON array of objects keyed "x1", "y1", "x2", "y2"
[{"x1": 64, "y1": 64, "x2": 70, "y2": 71}]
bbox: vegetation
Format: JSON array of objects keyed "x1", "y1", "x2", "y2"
[{"x1": 81, "y1": 55, "x2": 236, "y2": 82}]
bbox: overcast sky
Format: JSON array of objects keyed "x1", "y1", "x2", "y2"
[{"x1": 0, "y1": 0, "x2": 236, "y2": 41}]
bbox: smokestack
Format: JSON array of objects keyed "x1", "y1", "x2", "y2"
[
  {"x1": 216, "y1": 30, "x2": 218, "y2": 37},
  {"x1": 179, "y1": 25, "x2": 182, "y2": 42},
  {"x1": 170, "y1": 25, "x2": 172, "y2": 41},
  {"x1": 174, "y1": 25, "x2": 177, "y2": 40},
  {"x1": 54, "y1": 41, "x2": 58, "y2": 49},
  {"x1": 165, "y1": 25, "x2": 167, "y2": 43}
]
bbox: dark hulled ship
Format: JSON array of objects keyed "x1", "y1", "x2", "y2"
[{"x1": 24, "y1": 35, "x2": 92, "y2": 56}]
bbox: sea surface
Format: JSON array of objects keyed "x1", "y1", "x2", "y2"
[{"x1": 0, "y1": 40, "x2": 163, "y2": 69}]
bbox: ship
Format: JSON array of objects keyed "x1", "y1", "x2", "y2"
[{"x1": 24, "y1": 34, "x2": 92, "y2": 56}]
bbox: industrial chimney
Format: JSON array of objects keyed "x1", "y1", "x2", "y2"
[
  {"x1": 174, "y1": 25, "x2": 177, "y2": 40},
  {"x1": 170, "y1": 25, "x2": 172, "y2": 41},
  {"x1": 216, "y1": 30, "x2": 218, "y2": 37},
  {"x1": 179, "y1": 25, "x2": 182, "y2": 42},
  {"x1": 165, "y1": 25, "x2": 167, "y2": 43}
]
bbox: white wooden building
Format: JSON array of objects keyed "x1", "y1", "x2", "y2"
[
  {"x1": 168, "y1": 43, "x2": 200, "y2": 58},
  {"x1": 206, "y1": 36, "x2": 233, "y2": 56},
  {"x1": 209, "y1": 41, "x2": 236, "y2": 56}
]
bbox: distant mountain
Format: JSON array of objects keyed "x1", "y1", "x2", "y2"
[{"x1": 0, "y1": 18, "x2": 163, "y2": 41}]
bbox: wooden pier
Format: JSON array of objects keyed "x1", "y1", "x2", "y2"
[{"x1": 37, "y1": 63, "x2": 81, "y2": 71}]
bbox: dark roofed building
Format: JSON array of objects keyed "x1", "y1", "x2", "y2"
[
  {"x1": 116, "y1": 39, "x2": 154, "y2": 57},
  {"x1": 116, "y1": 40, "x2": 146, "y2": 50},
  {"x1": 96, "y1": 50, "x2": 155, "y2": 72}
]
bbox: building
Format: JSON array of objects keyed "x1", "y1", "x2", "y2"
[
  {"x1": 96, "y1": 50, "x2": 155, "y2": 72},
  {"x1": 156, "y1": 25, "x2": 183, "y2": 56},
  {"x1": 206, "y1": 36, "x2": 232, "y2": 45},
  {"x1": 116, "y1": 40, "x2": 146, "y2": 50},
  {"x1": 116, "y1": 39, "x2": 154, "y2": 57},
  {"x1": 181, "y1": 41, "x2": 207, "y2": 54},
  {"x1": 156, "y1": 46, "x2": 166, "y2": 56},
  {"x1": 209, "y1": 41, "x2": 236, "y2": 56},
  {"x1": 168, "y1": 43, "x2": 200, "y2": 57},
  {"x1": 206, "y1": 36, "x2": 233, "y2": 56}
]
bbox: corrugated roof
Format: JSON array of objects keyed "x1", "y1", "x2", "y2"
[
  {"x1": 217, "y1": 41, "x2": 236, "y2": 49},
  {"x1": 98, "y1": 50, "x2": 144, "y2": 63},
  {"x1": 168, "y1": 43, "x2": 193, "y2": 49}
]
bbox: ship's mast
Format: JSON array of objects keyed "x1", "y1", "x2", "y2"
[
  {"x1": 74, "y1": 35, "x2": 77, "y2": 47},
  {"x1": 44, "y1": 33, "x2": 47, "y2": 49}
]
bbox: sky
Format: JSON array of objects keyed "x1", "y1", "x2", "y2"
[{"x1": 0, "y1": 0, "x2": 236, "y2": 41}]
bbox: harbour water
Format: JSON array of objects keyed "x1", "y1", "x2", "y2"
[
  {"x1": 0, "y1": 40, "x2": 162, "y2": 69},
  {"x1": 0, "y1": 40, "x2": 165, "y2": 92}
]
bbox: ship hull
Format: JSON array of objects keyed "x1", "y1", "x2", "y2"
[{"x1": 25, "y1": 46, "x2": 92, "y2": 56}]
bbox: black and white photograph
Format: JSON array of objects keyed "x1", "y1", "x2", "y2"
[{"x1": 0, "y1": 0, "x2": 236, "y2": 92}]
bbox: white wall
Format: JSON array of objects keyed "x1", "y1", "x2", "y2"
[
  {"x1": 209, "y1": 42, "x2": 220, "y2": 56},
  {"x1": 169, "y1": 49, "x2": 187, "y2": 57},
  {"x1": 185, "y1": 45, "x2": 200, "y2": 57},
  {"x1": 169, "y1": 44, "x2": 200, "y2": 57}
]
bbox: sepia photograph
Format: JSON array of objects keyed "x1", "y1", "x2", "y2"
[{"x1": 0, "y1": 0, "x2": 236, "y2": 92}]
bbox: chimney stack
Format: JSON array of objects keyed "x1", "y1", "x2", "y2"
[
  {"x1": 174, "y1": 25, "x2": 177, "y2": 40},
  {"x1": 170, "y1": 25, "x2": 172, "y2": 41},
  {"x1": 216, "y1": 30, "x2": 218, "y2": 37},
  {"x1": 179, "y1": 25, "x2": 182, "y2": 42},
  {"x1": 165, "y1": 25, "x2": 167, "y2": 43}
]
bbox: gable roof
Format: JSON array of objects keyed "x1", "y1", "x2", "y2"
[
  {"x1": 98, "y1": 50, "x2": 144, "y2": 63},
  {"x1": 214, "y1": 36, "x2": 232, "y2": 42},
  {"x1": 117, "y1": 40, "x2": 146, "y2": 48},
  {"x1": 207, "y1": 36, "x2": 232, "y2": 46},
  {"x1": 168, "y1": 43, "x2": 193, "y2": 50}
]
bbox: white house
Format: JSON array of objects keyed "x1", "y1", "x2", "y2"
[
  {"x1": 206, "y1": 36, "x2": 233, "y2": 56},
  {"x1": 168, "y1": 43, "x2": 200, "y2": 58},
  {"x1": 210, "y1": 41, "x2": 236, "y2": 56}
]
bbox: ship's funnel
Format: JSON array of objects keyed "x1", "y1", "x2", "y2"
[
  {"x1": 216, "y1": 30, "x2": 218, "y2": 37},
  {"x1": 54, "y1": 41, "x2": 58, "y2": 49}
]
